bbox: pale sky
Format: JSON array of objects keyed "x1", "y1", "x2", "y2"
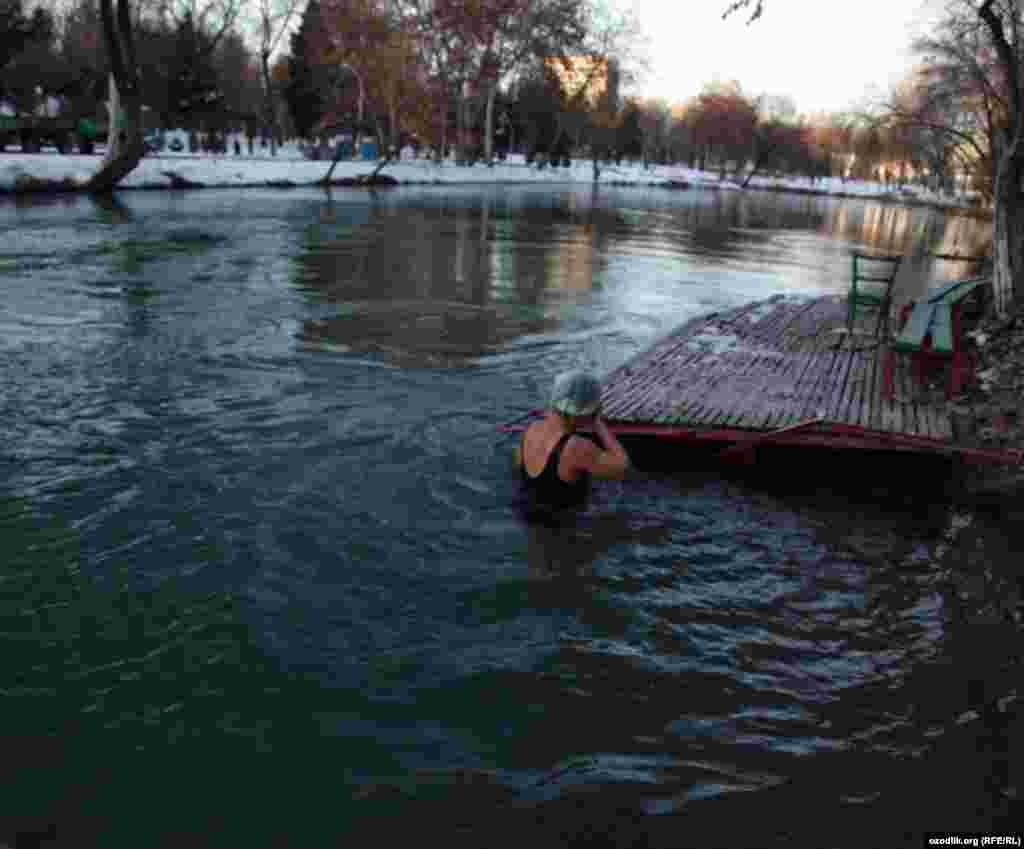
[{"x1": 626, "y1": 0, "x2": 942, "y2": 116}]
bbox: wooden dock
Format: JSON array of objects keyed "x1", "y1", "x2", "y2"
[{"x1": 502, "y1": 295, "x2": 1022, "y2": 465}]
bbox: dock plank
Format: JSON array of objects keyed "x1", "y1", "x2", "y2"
[
  {"x1": 795, "y1": 347, "x2": 842, "y2": 424},
  {"x1": 824, "y1": 348, "x2": 858, "y2": 424},
  {"x1": 703, "y1": 350, "x2": 788, "y2": 428},
  {"x1": 864, "y1": 344, "x2": 884, "y2": 432},
  {"x1": 761, "y1": 301, "x2": 838, "y2": 428},
  {"x1": 841, "y1": 347, "x2": 869, "y2": 431},
  {"x1": 891, "y1": 348, "x2": 920, "y2": 437}
]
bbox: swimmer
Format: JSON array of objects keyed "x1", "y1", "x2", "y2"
[{"x1": 514, "y1": 371, "x2": 631, "y2": 513}]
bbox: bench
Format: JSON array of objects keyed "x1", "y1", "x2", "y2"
[
  {"x1": 846, "y1": 251, "x2": 902, "y2": 340},
  {"x1": 882, "y1": 277, "x2": 988, "y2": 400}
]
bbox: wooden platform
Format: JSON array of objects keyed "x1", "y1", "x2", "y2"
[
  {"x1": 501, "y1": 295, "x2": 1023, "y2": 465},
  {"x1": 602, "y1": 295, "x2": 950, "y2": 438}
]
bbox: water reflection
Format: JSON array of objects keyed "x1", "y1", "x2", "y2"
[
  {"x1": 295, "y1": 193, "x2": 558, "y2": 364},
  {"x1": 823, "y1": 202, "x2": 991, "y2": 302},
  {"x1": 287, "y1": 187, "x2": 991, "y2": 367}
]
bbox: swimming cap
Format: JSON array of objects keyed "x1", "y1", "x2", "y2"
[{"x1": 549, "y1": 370, "x2": 602, "y2": 416}]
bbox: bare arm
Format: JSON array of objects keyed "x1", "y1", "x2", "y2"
[{"x1": 576, "y1": 416, "x2": 630, "y2": 480}]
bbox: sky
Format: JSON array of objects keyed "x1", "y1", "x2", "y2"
[{"x1": 626, "y1": 0, "x2": 943, "y2": 116}]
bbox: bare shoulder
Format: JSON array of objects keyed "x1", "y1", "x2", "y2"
[{"x1": 515, "y1": 424, "x2": 537, "y2": 461}]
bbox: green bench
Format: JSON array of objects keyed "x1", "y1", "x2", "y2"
[
  {"x1": 882, "y1": 277, "x2": 988, "y2": 400},
  {"x1": 846, "y1": 251, "x2": 902, "y2": 340}
]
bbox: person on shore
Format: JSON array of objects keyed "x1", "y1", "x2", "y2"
[{"x1": 514, "y1": 371, "x2": 631, "y2": 518}]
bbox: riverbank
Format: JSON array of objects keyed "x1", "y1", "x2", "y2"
[
  {"x1": 0, "y1": 147, "x2": 984, "y2": 213},
  {"x1": 940, "y1": 291, "x2": 1024, "y2": 511}
]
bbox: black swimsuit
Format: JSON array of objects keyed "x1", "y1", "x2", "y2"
[{"x1": 519, "y1": 432, "x2": 591, "y2": 516}]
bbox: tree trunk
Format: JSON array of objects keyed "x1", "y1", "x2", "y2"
[
  {"x1": 390, "y1": 104, "x2": 399, "y2": 157},
  {"x1": 456, "y1": 88, "x2": 465, "y2": 164},
  {"x1": 355, "y1": 82, "x2": 365, "y2": 158},
  {"x1": 989, "y1": 145, "x2": 1023, "y2": 315},
  {"x1": 741, "y1": 151, "x2": 766, "y2": 189},
  {"x1": 261, "y1": 51, "x2": 278, "y2": 157},
  {"x1": 88, "y1": 73, "x2": 146, "y2": 191},
  {"x1": 483, "y1": 85, "x2": 495, "y2": 163},
  {"x1": 86, "y1": 0, "x2": 144, "y2": 193},
  {"x1": 322, "y1": 133, "x2": 346, "y2": 183},
  {"x1": 369, "y1": 152, "x2": 392, "y2": 179},
  {"x1": 439, "y1": 107, "x2": 447, "y2": 162}
]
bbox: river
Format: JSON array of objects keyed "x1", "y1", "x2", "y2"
[{"x1": 0, "y1": 185, "x2": 1017, "y2": 847}]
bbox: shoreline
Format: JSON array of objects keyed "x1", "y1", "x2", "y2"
[
  {"x1": 941, "y1": 295, "x2": 1024, "y2": 512},
  {"x1": 0, "y1": 172, "x2": 989, "y2": 219},
  {"x1": 0, "y1": 153, "x2": 986, "y2": 216}
]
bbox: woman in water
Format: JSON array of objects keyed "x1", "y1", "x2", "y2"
[{"x1": 514, "y1": 371, "x2": 631, "y2": 517}]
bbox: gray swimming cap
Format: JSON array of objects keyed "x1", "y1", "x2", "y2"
[{"x1": 550, "y1": 371, "x2": 602, "y2": 416}]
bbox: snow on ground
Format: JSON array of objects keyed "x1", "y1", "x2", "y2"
[{"x1": 0, "y1": 140, "x2": 983, "y2": 210}]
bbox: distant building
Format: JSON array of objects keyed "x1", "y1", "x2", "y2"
[{"x1": 547, "y1": 55, "x2": 619, "y2": 111}]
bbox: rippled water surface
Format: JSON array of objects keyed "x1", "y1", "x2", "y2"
[{"x1": 1, "y1": 186, "x2": 1018, "y2": 847}]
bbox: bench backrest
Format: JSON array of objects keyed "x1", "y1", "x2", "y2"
[
  {"x1": 851, "y1": 251, "x2": 901, "y2": 299},
  {"x1": 927, "y1": 277, "x2": 989, "y2": 305}
]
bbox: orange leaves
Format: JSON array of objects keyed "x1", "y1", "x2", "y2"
[
  {"x1": 318, "y1": 0, "x2": 422, "y2": 115},
  {"x1": 689, "y1": 89, "x2": 757, "y2": 149}
]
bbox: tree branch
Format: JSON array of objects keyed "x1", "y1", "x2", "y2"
[
  {"x1": 721, "y1": 0, "x2": 762, "y2": 24},
  {"x1": 978, "y1": 0, "x2": 1018, "y2": 120},
  {"x1": 116, "y1": 0, "x2": 138, "y2": 90},
  {"x1": 884, "y1": 109, "x2": 990, "y2": 164},
  {"x1": 98, "y1": 0, "x2": 125, "y2": 82}
]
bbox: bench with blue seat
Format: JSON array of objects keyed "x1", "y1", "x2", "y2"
[{"x1": 882, "y1": 277, "x2": 989, "y2": 400}]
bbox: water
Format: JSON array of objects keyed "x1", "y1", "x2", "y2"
[{"x1": 0, "y1": 186, "x2": 1017, "y2": 847}]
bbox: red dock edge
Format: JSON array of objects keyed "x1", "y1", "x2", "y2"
[{"x1": 497, "y1": 411, "x2": 1024, "y2": 467}]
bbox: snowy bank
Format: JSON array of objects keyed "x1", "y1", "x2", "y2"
[{"x1": 0, "y1": 144, "x2": 984, "y2": 211}]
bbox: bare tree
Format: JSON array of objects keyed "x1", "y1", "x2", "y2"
[
  {"x1": 86, "y1": 0, "x2": 146, "y2": 191},
  {"x1": 975, "y1": 0, "x2": 1023, "y2": 313},
  {"x1": 726, "y1": 0, "x2": 1024, "y2": 315},
  {"x1": 474, "y1": 0, "x2": 588, "y2": 162},
  {"x1": 86, "y1": 0, "x2": 247, "y2": 191},
  {"x1": 554, "y1": 0, "x2": 647, "y2": 180},
  {"x1": 886, "y1": 9, "x2": 1000, "y2": 195},
  {"x1": 252, "y1": 0, "x2": 302, "y2": 154}
]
